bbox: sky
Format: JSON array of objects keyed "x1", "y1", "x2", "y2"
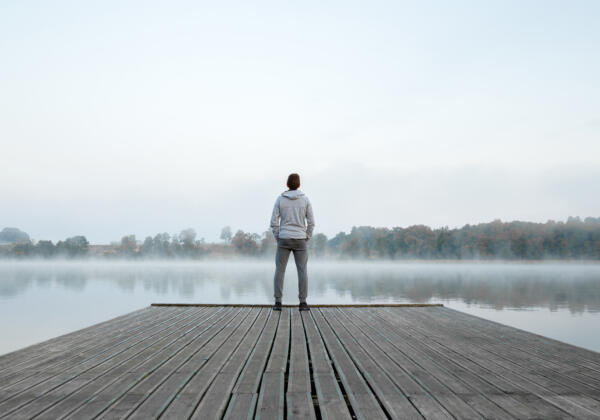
[{"x1": 1, "y1": 0, "x2": 599, "y2": 243}]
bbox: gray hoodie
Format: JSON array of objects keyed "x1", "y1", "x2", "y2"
[{"x1": 270, "y1": 190, "x2": 315, "y2": 240}]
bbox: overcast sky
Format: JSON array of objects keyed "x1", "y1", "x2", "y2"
[{"x1": 1, "y1": 1, "x2": 599, "y2": 243}]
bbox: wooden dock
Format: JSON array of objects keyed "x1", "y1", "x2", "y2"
[{"x1": 1, "y1": 305, "x2": 599, "y2": 419}]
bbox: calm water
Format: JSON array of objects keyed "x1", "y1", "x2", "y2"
[{"x1": 1, "y1": 260, "x2": 599, "y2": 355}]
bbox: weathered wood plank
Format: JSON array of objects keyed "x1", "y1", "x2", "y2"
[
  {"x1": 321, "y1": 308, "x2": 425, "y2": 419},
  {"x1": 343, "y1": 308, "x2": 513, "y2": 420},
  {"x1": 1, "y1": 304, "x2": 598, "y2": 420},
  {"x1": 286, "y1": 309, "x2": 316, "y2": 420},
  {"x1": 222, "y1": 310, "x2": 280, "y2": 420},
  {"x1": 311, "y1": 308, "x2": 388, "y2": 420},
  {"x1": 85, "y1": 307, "x2": 250, "y2": 419},
  {"x1": 386, "y1": 306, "x2": 586, "y2": 418},
  {"x1": 429, "y1": 307, "x2": 600, "y2": 386},
  {"x1": 301, "y1": 310, "x2": 351, "y2": 420},
  {"x1": 223, "y1": 393, "x2": 257, "y2": 420},
  {"x1": 326, "y1": 308, "x2": 454, "y2": 420},
  {"x1": 382, "y1": 307, "x2": 595, "y2": 418},
  {"x1": 0, "y1": 307, "x2": 198, "y2": 415},
  {"x1": 0, "y1": 307, "x2": 179, "y2": 387},
  {"x1": 189, "y1": 309, "x2": 271, "y2": 419},
  {"x1": 402, "y1": 307, "x2": 600, "y2": 412},
  {"x1": 255, "y1": 308, "x2": 290, "y2": 420},
  {"x1": 434, "y1": 307, "x2": 600, "y2": 368},
  {"x1": 7, "y1": 307, "x2": 220, "y2": 419},
  {"x1": 0, "y1": 307, "x2": 152, "y2": 371},
  {"x1": 124, "y1": 308, "x2": 261, "y2": 419},
  {"x1": 356, "y1": 307, "x2": 562, "y2": 419},
  {"x1": 59, "y1": 307, "x2": 244, "y2": 419},
  {"x1": 32, "y1": 307, "x2": 224, "y2": 419}
]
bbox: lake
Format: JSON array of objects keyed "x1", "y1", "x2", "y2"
[{"x1": 1, "y1": 260, "x2": 599, "y2": 356}]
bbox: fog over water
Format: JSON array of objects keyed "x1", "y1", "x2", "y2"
[{"x1": 1, "y1": 260, "x2": 599, "y2": 355}]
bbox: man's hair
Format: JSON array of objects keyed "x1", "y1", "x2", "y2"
[{"x1": 287, "y1": 173, "x2": 300, "y2": 190}]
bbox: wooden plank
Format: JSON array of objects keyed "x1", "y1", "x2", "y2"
[
  {"x1": 430, "y1": 307, "x2": 600, "y2": 384},
  {"x1": 63, "y1": 307, "x2": 246, "y2": 419},
  {"x1": 381, "y1": 307, "x2": 596, "y2": 418},
  {"x1": 2, "y1": 304, "x2": 599, "y2": 420},
  {"x1": 0, "y1": 307, "x2": 188, "y2": 392},
  {"x1": 311, "y1": 308, "x2": 388, "y2": 420},
  {"x1": 0, "y1": 306, "x2": 152, "y2": 365},
  {"x1": 33, "y1": 307, "x2": 227, "y2": 420},
  {"x1": 350, "y1": 307, "x2": 538, "y2": 419},
  {"x1": 286, "y1": 309, "x2": 316, "y2": 420},
  {"x1": 0, "y1": 306, "x2": 154, "y2": 372},
  {"x1": 255, "y1": 308, "x2": 290, "y2": 420},
  {"x1": 0, "y1": 307, "x2": 178, "y2": 383},
  {"x1": 339, "y1": 307, "x2": 485, "y2": 419},
  {"x1": 349, "y1": 307, "x2": 515, "y2": 419},
  {"x1": 188, "y1": 309, "x2": 272, "y2": 419},
  {"x1": 435, "y1": 307, "x2": 600, "y2": 368},
  {"x1": 120, "y1": 308, "x2": 262, "y2": 419},
  {"x1": 354, "y1": 307, "x2": 562, "y2": 420},
  {"x1": 222, "y1": 310, "x2": 280, "y2": 419},
  {"x1": 0, "y1": 307, "x2": 196, "y2": 411},
  {"x1": 321, "y1": 308, "x2": 428, "y2": 419},
  {"x1": 403, "y1": 308, "x2": 600, "y2": 411},
  {"x1": 300, "y1": 310, "x2": 351, "y2": 420},
  {"x1": 27, "y1": 307, "x2": 225, "y2": 419},
  {"x1": 8, "y1": 308, "x2": 220, "y2": 419},
  {"x1": 381, "y1": 307, "x2": 582, "y2": 419},
  {"x1": 0, "y1": 309, "x2": 179, "y2": 389},
  {"x1": 324, "y1": 308, "x2": 454, "y2": 420},
  {"x1": 223, "y1": 393, "x2": 257, "y2": 420},
  {"x1": 3, "y1": 307, "x2": 220, "y2": 419}
]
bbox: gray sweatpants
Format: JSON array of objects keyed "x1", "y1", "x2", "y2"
[{"x1": 273, "y1": 238, "x2": 308, "y2": 303}]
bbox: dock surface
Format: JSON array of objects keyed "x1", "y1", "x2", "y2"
[{"x1": 1, "y1": 305, "x2": 599, "y2": 419}]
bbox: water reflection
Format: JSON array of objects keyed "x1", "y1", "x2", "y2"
[
  {"x1": 1, "y1": 261, "x2": 600, "y2": 355},
  {"x1": 0, "y1": 261, "x2": 599, "y2": 312}
]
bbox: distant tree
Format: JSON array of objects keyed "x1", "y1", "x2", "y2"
[
  {"x1": 260, "y1": 230, "x2": 276, "y2": 256},
  {"x1": 179, "y1": 228, "x2": 197, "y2": 256},
  {"x1": 220, "y1": 226, "x2": 232, "y2": 243},
  {"x1": 12, "y1": 241, "x2": 34, "y2": 257},
  {"x1": 140, "y1": 236, "x2": 154, "y2": 256},
  {"x1": 35, "y1": 240, "x2": 56, "y2": 258},
  {"x1": 311, "y1": 233, "x2": 328, "y2": 258},
  {"x1": 327, "y1": 232, "x2": 347, "y2": 256},
  {"x1": 0, "y1": 227, "x2": 30, "y2": 244},
  {"x1": 342, "y1": 236, "x2": 361, "y2": 258},
  {"x1": 232, "y1": 230, "x2": 260, "y2": 255},
  {"x1": 119, "y1": 235, "x2": 137, "y2": 257},
  {"x1": 169, "y1": 232, "x2": 182, "y2": 255},
  {"x1": 56, "y1": 236, "x2": 89, "y2": 257},
  {"x1": 436, "y1": 227, "x2": 456, "y2": 258},
  {"x1": 153, "y1": 233, "x2": 171, "y2": 256}
]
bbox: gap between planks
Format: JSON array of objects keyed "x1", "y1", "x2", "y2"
[{"x1": 151, "y1": 303, "x2": 443, "y2": 308}]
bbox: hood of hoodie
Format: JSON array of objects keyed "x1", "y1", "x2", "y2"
[{"x1": 282, "y1": 190, "x2": 305, "y2": 200}]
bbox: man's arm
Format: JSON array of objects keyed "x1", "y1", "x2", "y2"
[
  {"x1": 306, "y1": 198, "x2": 315, "y2": 240},
  {"x1": 270, "y1": 197, "x2": 281, "y2": 239}
]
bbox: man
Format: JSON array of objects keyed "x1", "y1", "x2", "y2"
[{"x1": 270, "y1": 173, "x2": 315, "y2": 311}]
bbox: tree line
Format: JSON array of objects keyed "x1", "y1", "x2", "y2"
[{"x1": 1, "y1": 216, "x2": 600, "y2": 260}]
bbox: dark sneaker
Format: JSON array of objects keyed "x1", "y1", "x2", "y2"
[
  {"x1": 299, "y1": 302, "x2": 310, "y2": 311},
  {"x1": 272, "y1": 302, "x2": 282, "y2": 311}
]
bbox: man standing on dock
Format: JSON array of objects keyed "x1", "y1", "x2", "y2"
[{"x1": 270, "y1": 173, "x2": 315, "y2": 311}]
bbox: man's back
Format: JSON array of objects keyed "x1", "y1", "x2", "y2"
[{"x1": 271, "y1": 190, "x2": 315, "y2": 240}]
